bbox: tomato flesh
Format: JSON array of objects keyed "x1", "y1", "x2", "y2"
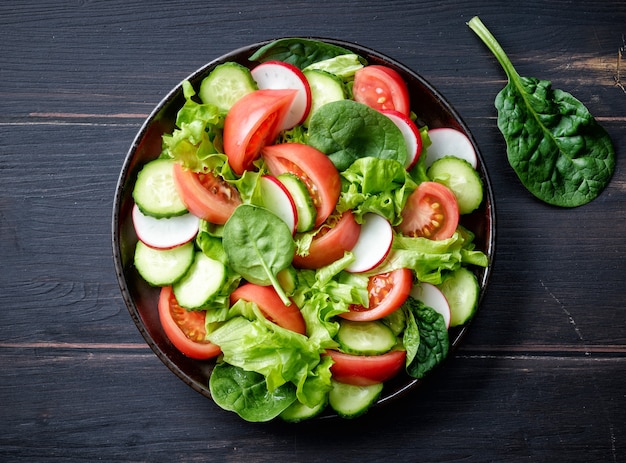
[
  {"x1": 398, "y1": 181, "x2": 459, "y2": 240},
  {"x1": 230, "y1": 283, "x2": 306, "y2": 335},
  {"x1": 326, "y1": 349, "x2": 407, "y2": 386},
  {"x1": 158, "y1": 286, "x2": 221, "y2": 360},
  {"x1": 292, "y1": 211, "x2": 361, "y2": 269},
  {"x1": 353, "y1": 65, "x2": 410, "y2": 116},
  {"x1": 340, "y1": 268, "x2": 413, "y2": 322},
  {"x1": 262, "y1": 143, "x2": 341, "y2": 228},
  {"x1": 172, "y1": 163, "x2": 241, "y2": 224},
  {"x1": 223, "y1": 89, "x2": 298, "y2": 175}
]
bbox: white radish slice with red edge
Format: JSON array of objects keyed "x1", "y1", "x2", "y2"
[
  {"x1": 381, "y1": 109, "x2": 422, "y2": 170},
  {"x1": 251, "y1": 61, "x2": 312, "y2": 130},
  {"x1": 345, "y1": 213, "x2": 393, "y2": 273},
  {"x1": 259, "y1": 175, "x2": 298, "y2": 235},
  {"x1": 132, "y1": 204, "x2": 200, "y2": 250},
  {"x1": 410, "y1": 282, "x2": 451, "y2": 329},
  {"x1": 425, "y1": 127, "x2": 478, "y2": 169}
]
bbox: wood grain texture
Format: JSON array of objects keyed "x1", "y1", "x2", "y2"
[{"x1": 1, "y1": 0, "x2": 625, "y2": 461}]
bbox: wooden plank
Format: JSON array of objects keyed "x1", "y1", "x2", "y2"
[{"x1": 0, "y1": 349, "x2": 623, "y2": 462}]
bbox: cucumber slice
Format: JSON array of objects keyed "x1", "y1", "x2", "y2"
[
  {"x1": 277, "y1": 266, "x2": 297, "y2": 296},
  {"x1": 336, "y1": 320, "x2": 396, "y2": 355},
  {"x1": 133, "y1": 241, "x2": 194, "y2": 286},
  {"x1": 437, "y1": 267, "x2": 480, "y2": 327},
  {"x1": 277, "y1": 173, "x2": 317, "y2": 232},
  {"x1": 328, "y1": 380, "x2": 383, "y2": 418},
  {"x1": 132, "y1": 159, "x2": 188, "y2": 218},
  {"x1": 279, "y1": 398, "x2": 327, "y2": 423},
  {"x1": 427, "y1": 156, "x2": 483, "y2": 215},
  {"x1": 173, "y1": 252, "x2": 226, "y2": 309},
  {"x1": 199, "y1": 62, "x2": 257, "y2": 113},
  {"x1": 302, "y1": 69, "x2": 346, "y2": 126}
]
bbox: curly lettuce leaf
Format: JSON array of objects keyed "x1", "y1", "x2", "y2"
[
  {"x1": 368, "y1": 231, "x2": 488, "y2": 285},
  {"x1": 338, "y1": 157, "x2": 418, "y2": 225},
  {"x1": 161, "y1": 81, "x2": 224, "y2": 172},
  {"x1": 206, "y1": 299, "x2": 330, "y2": 407}
]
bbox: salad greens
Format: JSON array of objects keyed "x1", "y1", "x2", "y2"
[
  {"x1": 338, "y1": 157, "x2": 418, "y2": 225},
  {"x1": 249, "y1": 38, "x2": 362, "y2": 70},
  {"x1": 222, "y1": 205, "x2": 295, "y2": 305},
  {"x1": 148, "y1": 37, "x2": 490, "y2": 422},
  {"x1": 403, "y1": 299, "x2": 450, "y2": 379},
  {"x1": 209, "y1": 363, "x2": 297, "y2": 422},
  {"x1": 468, "y1": 16, "x2": 615, "y2": 207},
  {"x1": 307, "y1": 99, "x2": 409, "y2": 171}
]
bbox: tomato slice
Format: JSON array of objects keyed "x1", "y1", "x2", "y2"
[
  {"x1": 262, "y1": 143, "x2": 341, "y2": 228},
  {"x1": 223, "y1": 89, "x2": 298, "y2": 175},
  {"x1": 230, "y1": 283, "x2": 306, "y2": 335},
  {"x1": 172, "y1": 163, "x2": 241, "y2": 224},
  {"x1": 326, "y1": 349, "x2": 407, "y2": 386},
  {"x1": 292, "y1": 211, "x2": 361, "y2": 269},
  {"x1": 398, "y1": 181, "x2": 459, "y2": 240},
  {"x1": 353, "y1": 65, "x2": 410, "y2": 116},
  {"x1": 157, "y1": 286, "x2": 221, "y2": 360},
  {"x1": 340, "y1": 268, "x2": 413, "y2": 321}
]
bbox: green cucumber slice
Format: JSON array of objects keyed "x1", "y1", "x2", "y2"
[
  {"x1": 279, "y1": 398, "x2": 327, "y2": 423},
  {"x1": 427, "y1": 156, "x2": 483, "y2": 215},
  {"x1": 133, "y1": 241, "x2": 194, "y2": 286},
  {"x1": 277, "y1": 173, "x2": 317, "y2": 232},
  {"x1": 277, "y1": 266, "x2": 297, "y2": 296},
  {"x1": 302, "y1": 69, "x2": 346, "y2": 126},
  {"x1": 132, "y1": 159, "x2": 188, "y2": 218},
  {"x1": 328, "y1": 380, "x2": 383, "y2": 418},
  {"x1": 437, "y1": 267, "x2": 480, "y2": 327},
  {"x1": 199, "y1": 62, "x2": 257, "y2": 113},
  {"x1": 336, "y1": 320, "x2": 397, "y2": 355},
  {"x1": 173, "y1": 252, "x2": 226, "y2": 309}
]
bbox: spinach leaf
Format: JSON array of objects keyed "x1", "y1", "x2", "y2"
[
  {"x1": 222, "y1": 205, "x2": 295, "y2": 304},
  {"x1": 403, "y1": 298, "x2": 449, "y2": 379},
  {"x1": 249, "y1": 38, "x2": 357, "y2": 69},
  {"x1": 209, "y1": 362, "x2": 296, "y2": 422},
  {"x1": 307, "y1": 100, "x2": 408, "y2": 171},
  {"x1": 468, "y1": 16, "x2": 615, "y2": 207}
]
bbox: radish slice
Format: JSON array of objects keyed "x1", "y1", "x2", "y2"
[
  {"x1": 410, "y1": 282, "x2": 451, "y2": 329},
  {"x1": 345, "y1": 213, "x2": 393, "y2": 273},
  {"x1": 425, "y1": 127, "x2": 478, "y2": 169},
  {"x1": 381, "y1": 109, "x2": 422, "y2": 170},
  {"x1": 132, "y1": 204, "x2": 200, "y2": 250},
  {"x1": 259, "y1": 175, "x2": 298, "y2": 234},
  {"x1": 251, "y1": 61, "x2": 312, "y2": 130}
]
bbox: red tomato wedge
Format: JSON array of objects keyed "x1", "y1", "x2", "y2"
[
  {"x1": 172, "y1": 163, "x2": 241, "y2": 224},
  {"x1": 340, "y1": 268, "x2": 413, "y2": 321},
  {"x1": 223, "y1": 89, "x2": 298, "y2": 175},
  {"x1": 158, "y1": 286, "x2": 221, "y2": 360},
  {"x1": 353, "y1": 65, "x2": 410, "y2": 116},
  {"x1": 326, "y1": 349, "x2": 407, "y2": 386},
  {"x1": 292, "y1": 211, "x2": 361, "y2": 269},
  {"x1": 262, "y1": 143, "x2": 341, "y2": 228},
  {"x1": 230, "y1": 283, "x2": 306, "y2": 335},
  {"x1": 398, "y1": 181, "x2": 459, "y2": 240}
]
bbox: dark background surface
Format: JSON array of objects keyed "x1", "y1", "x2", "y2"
[{"x1": 1, "y1": 1, "x2": 625, "y2": 462}]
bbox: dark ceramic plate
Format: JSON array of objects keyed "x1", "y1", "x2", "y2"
[{"x1": 112, "y1": 38, "x2": 496, "y2": 419}]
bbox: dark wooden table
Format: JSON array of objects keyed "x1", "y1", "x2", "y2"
[{"x1": 2, "y1": 1, "x2": 625, "y2": 461}]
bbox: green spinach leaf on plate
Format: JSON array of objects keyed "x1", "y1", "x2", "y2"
[
  {"x1": 249, "y1": 37, "x2": 357, "y2": 70},
  {"x1": 307, "y1": 99, "x2": 408, "y2": 171}
]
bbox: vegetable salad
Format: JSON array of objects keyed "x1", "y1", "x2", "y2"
[{"x1": 129, "y1": 38, "x2": 489, "y2": 422}]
